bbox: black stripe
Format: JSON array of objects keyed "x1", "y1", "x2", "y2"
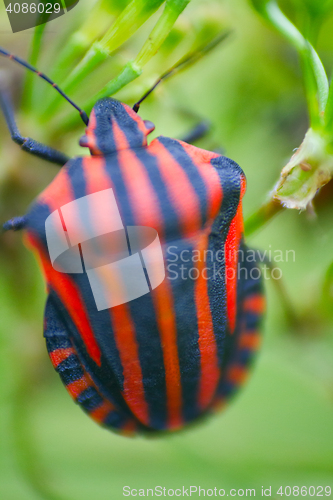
[
  {"x1": 106, "y1": 150, "x2": 168, "y2": 430},
  {"x1": 169, "y1": 240, "x2": 201, "y2": 422},
  {"x1": 77, "y1": 387, "x2": 104, "y2": 411},
  {"x1": 56, "y1": 354, "x2": 84, "y2": 385},
  {"x1": 214, "y1": 241, "x2": 264, "y2": 402},
  {"x1": 26, "y1": 203, "x2": 51, "y2": 250},
  {"x1": 64, "y1": 158, "x2": 131, "y2": 414},
  {"x1": 157, "y1": 136, "x2": 209, "y2": 226},
  {"x1": 44, "y1": 297, "x2": 71, "y2": 348},
  {"x1": 207, "y1": 156, "x2": 243, "y2": 366},
  {"x1": 140, "y1": 142, "x2": 203, "y2": 422},
  {"x1": 45, "y1": 336, "x2": 72, "y2": 352},
  {"x1": 94, "y1": 99, "x2": 145, "y2": 154},
  {"x1": 133, "y1": 148, "x2": 182, "y2": 242},
  {"x1": 104, "y1": 411, "x2": 128, "y2": 429},
  {"x1": 44, "y1": 290, "x2": 137, "y2": 431},
  {"x1": 49, "y1": 290, "x2": 133, "y2": 420},
  {"x1": 114, "y1": 104, "x2": 145, "y2": 147}
]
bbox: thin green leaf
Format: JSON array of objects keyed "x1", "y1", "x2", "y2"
[{"x1": 250, "y1": 0, "x2": 329, "y2": 127}]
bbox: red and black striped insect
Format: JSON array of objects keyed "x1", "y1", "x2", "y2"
[{"x1": 1, "y1": 42, "x2": 265, "y2": 434}]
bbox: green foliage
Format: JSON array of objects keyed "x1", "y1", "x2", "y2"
[{"x1": 248, "y1": 0, "x2": 333, "y2": 212}]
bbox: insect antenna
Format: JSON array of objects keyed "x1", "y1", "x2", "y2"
[
  {"x1": 0, "y1": 47, "x2": 89, "y2": 125},
  {"x1": 133, "y1": 30, "x2": 231, "y2": 113}
]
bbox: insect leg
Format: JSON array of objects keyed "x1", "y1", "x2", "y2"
[
  {"x1": 0, "y1": 90, "x2": 69, "y2": 166},
  {"x1": 179, "y1": 120, "x2": 211, "y2": 144},
  {"x1": 2, "y1": 216, "x2": 27, "y2": 232},
  {"x1": 178, "y1": 119, "x2": 225, "y2": 154}
]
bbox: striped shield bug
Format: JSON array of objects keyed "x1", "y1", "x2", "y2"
[{"x1": 1, "y1": 37, "x2": 265, "y2": 435}]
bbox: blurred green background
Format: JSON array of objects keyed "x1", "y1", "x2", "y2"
[{"x1": 0, "y1": 1, "x2": 332, "y2": 499}]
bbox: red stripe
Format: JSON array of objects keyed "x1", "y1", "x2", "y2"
[
  {"x1": 85, "y1": 110, "x2": 102, "y2": 155},
  {"x1": 49, "y1": 347, "x2": 75, "y2": 368},
  {"x1": 90, "y1": 401, "x2": 115, "y2": 423},
  {"x1": 121, "y1": 103, "x2": 148, "y2": 141},
  {"x1": 211, "y1": 302, "x2": 262, "y2": 411},
  {"x1": 82, "y1": 156, "x2": 111, "y2": 193},
  {"x1": 239, "y1": 331, "x2": 261, "y2": 350},
  {"x1": 25, "y1": 234, "x2": 102, "y2": 366},
  {"x1": 150, "y1": 280, "x2": 183, "y2": 429},
  {"x1": 38, "y1": 163, "x2": 74, "y2": 209},
  {"x1": 212, "y1": 398, "x2": 227, "y2": 411},
  {"x1": 112, "y1": 123, "x2": 183, "y2": 429},
  {"x1": 243, "y1": 294, "x2": 265, "y2": 315},
  {"x1": 66, "y1": 377, "x2": 91, "y2": 399},
  {"x1": 48, "y1": 345, "x2": 124, "y2": 427},
  {"x1": 227, "y1": 365, "x2": 248, "y2": 385},
  {"x1": 38, "y1": 166, "x2": 86, "y2": 273},
  {"x1": 173, "y1": 144, "x2": 223, "y2": 408},
  {"x1": 38, "y1": 166, "x2": 104, "y2": 364},
  {"x1": 121, "y1": 420, "x2": 138, "y2": 436},
  {"x1": 195, "y1": 229, "x2": 220, "y2": 410},
  {"x1": 224, "y1": 175, "x2": 246, "y2": 334},
  {"x1": 149, "y1": 142, "x2": 223, "y2": 411},
  {"x1": 110, "y1": 304, "x2": 149, "y2": 425},
  {"x1": 112, "y1": 125, "x2": 164, "y2": 230},
  {"x1": 148, "y1": 138, "x2": 202, "y2": 238},
  {"x1": 82, "y1": 154, "x2": 149, "y2": 427},
  {"x1": 179, "y1": 141, "x2": 223, "y2": 220}
]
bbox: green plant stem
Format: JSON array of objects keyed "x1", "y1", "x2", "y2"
[
  {"x1": 46, "y1": 0, "x2": 138, "y2": 82},
  {"x1": 135, "y1": 0, "x2": 190, "y2": 68},
  {"x1": 251, "y1": 0, "x2": 329, "y2": 129},
  {"x1": 85, "y1": 0, "x2": 192, "y2": 106},
  {"x1": 41, "y1": 0, "x2": 166, "y2": 120},
  {"x1": 309, "y1": 45, "x2": 329, "y2": 114},
  {"x1": 245, "y1": 199, "x2": 284, "y2": 236},
  {"x1": 49, "y1": 0, "x2": 192, "y2": 133},
  {"x1": 50, "y1": 25, "x2": 224, "y2": 137},
  {"x1": 101, "y1": 0, "x2": 165, "y2": 52},
  {"x1": 22, "y1": 24, "x2": 47, "y2": 113},
  {"x1": 47, "y1": 0, "x2": 131, "y2": 84},
  {"x1": 87, "y1": 60, "x2": 143, "y2": 106},
  {"x1": 324, "y1": 80, "x2": 333, "y2": 134},
  {"x1": 36, "y1": 0, "x2": 126, "y2": 113}
]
